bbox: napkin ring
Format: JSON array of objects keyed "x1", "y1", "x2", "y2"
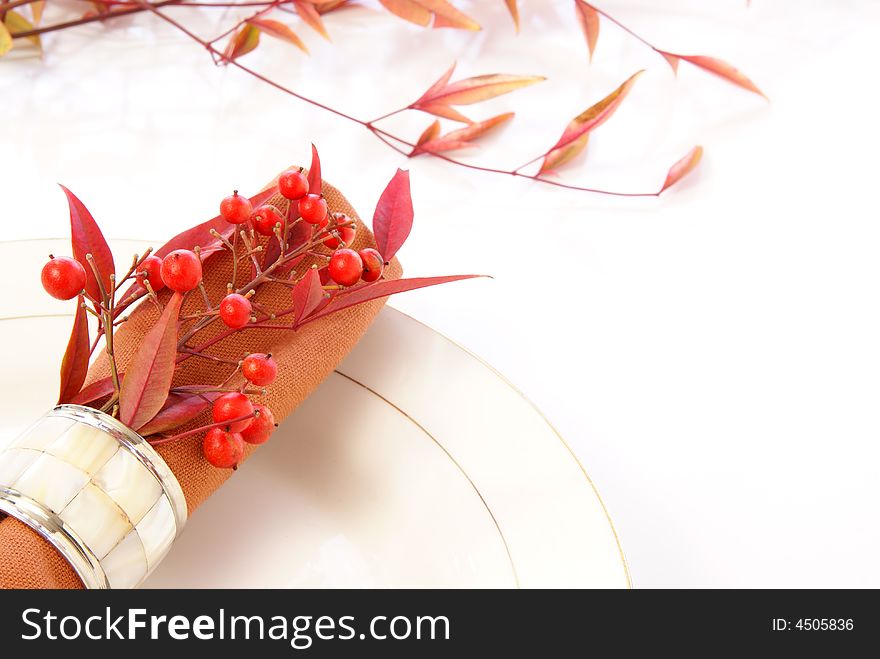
[{"x1": 0, "y1": 404, "x2": 187, "y2": 589}]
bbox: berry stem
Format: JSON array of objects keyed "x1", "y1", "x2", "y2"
[
  {"x1": 179, "y1": 349, "x2": 240, "y2": 364},
  {"x1": 366, "y1": 106, "x2": 410, "y2": 125},
  {"x1": 115, "y1": 249, "x2": 153, "y2": 292},
  {"x1": 86, "y1": 254, "x2": 123, "y2": 409},
  {"x1": 148, "y1": 410, "x2": 258, "y2": 445},
  {"x1": 231, "y1": 230, "x2": 239, "y2": 288}
]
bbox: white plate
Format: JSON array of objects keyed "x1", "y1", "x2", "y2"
[{"x1": 0, "y1": 239, "x2": 629, "y2": 588}]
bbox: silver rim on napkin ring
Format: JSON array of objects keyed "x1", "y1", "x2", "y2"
[{"x1": 0, "y1": 404, "x2": 187, "y2": 589}]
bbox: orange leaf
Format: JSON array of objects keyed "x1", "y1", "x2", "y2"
[
  {"x1": 538, "y1": 70, "x2": 642, "y2": 175},
  {"x1": 294, "y1": 0, "x2": 330, "y2": 40},
  {"x1": 504, "y1": 0, "x2": 519, "y2": 31},
  {"x1": 315, "y1": 0, "x2": 350, "y2": 12},
  {"x1": 414, "y1": 120, "x2": 442, "y2": 149},
  {"x1": 5, "y1": 11, "x2": 40, "y2": 50},
  {"x1": 660, "y1": 145, "x2": 703, "y2": 192},
  {"x1": 379, "y1": 0, "x2": 432, "y2": 26},
  {"x1": 538, "y1": 132, "x2": 589, "y2": 175},
  {"x1": 414, "y1": 112, "x2": 514, "y2": 155},
  {"x1": 412, "y1": 68, "x2": 542, "y2": 122},
  {"x1": 420, "y1": 0, "x2": 480, "y2": 31},
  {"x1": 247, "y1": 18, "x2": 308, "y2": 53},
  {"x1": 420, "y1": 73, "x2": 544, "y2": 106},
  {"x1": 677, "y1": 54, "x2": 765, "y2": 98},
  {"x1": 574, "y1": 0, "x2": 599, "y2": 62},
  {"x1": 0, "y1": 22, "x2": 11, "y2": 57},
  {"x1": 414, "y1": 102, "x2": 473, "y2": 123},
  {"x1": 58, "y1": 296, "x2": 90, "y2": 404},
  {"x1": 32, "y1": 1, "x2": 45, "y2": 25},
  {"x1": 223, "y1": 23, "x2": 261, "y2": 62}
]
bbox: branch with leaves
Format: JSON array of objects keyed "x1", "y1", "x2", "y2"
[{"x1": 4, "y1": 1, "x2": 763, "y2": 196}]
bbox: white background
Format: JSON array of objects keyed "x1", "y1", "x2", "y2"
[{"x1": 2, "y1": 0, "x2": 879, "y2": 587}]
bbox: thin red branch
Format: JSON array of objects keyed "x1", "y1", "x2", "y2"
[
  {"x1": 148, "y1": 410, "x2": 257, "y2": 444},
  {"x1": 14, "y1": 0, "x2": 670, "y2": 197}
]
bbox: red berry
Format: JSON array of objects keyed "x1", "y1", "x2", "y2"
[
  {"x1": 251, "y1": 204, "x2": 283, "y2": 237},
  {"x1": 328, "y1": 248, "x2": 363, "y2": 287},
  {"x1": 220, "y1": 191, "x2": 252, "y2": 225},
  {"x1": 240, "y1": 404, "x2": 276, "y2": 445},
  {"x1": 41, "y1": 256, "x2": 86, "y2": 300},
  {"x1": 202, "y1": 427, "x2": 244, "y2": 469},
  {"x1": 212, "y1": 392, "x2": 254, "y2": 433},
  {"x1": 323, "y1": 225, "x2": 356, "y2": 250},
  {"x1": 160, "y1": 250, "x2": 202, "y2": 293},
  {"x1": 242, "y1": 353, "x2": 277, "y2": 386},
  {"x1": 135, "y1": 255, "x2": 165, "y2": 292},
  {"x1": 278, "y1": 170, "x2": 309, "y2": 201},
  {"x1": 298, "y1": 194, "x2": 327, "y2": 225},
  {"x1": 359, "y1": 248, "x2": 384, "y2": 283},
  {"x1": 219, "y1": 293, "x2": 252, "y2": 329}
]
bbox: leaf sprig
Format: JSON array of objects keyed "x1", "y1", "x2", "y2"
[{"x1": 5, "y1": 1, "x2": 765, "y2": 196}]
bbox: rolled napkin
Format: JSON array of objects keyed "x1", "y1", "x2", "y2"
[{"x1": 0, "y1": 173, "x2": 402, "y2": 588}]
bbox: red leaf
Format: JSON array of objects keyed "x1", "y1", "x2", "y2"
[
  {"x1": 292, "y1": 267, "x2": 325, "y2": 325},
  {"x1": 413, "y1": 112, "x2": 513, "y2": 155},
  {"x1": 307, "y1": 143, "x2": 322, "y2": 195},
  {"x1": 61, "y1": 185, "x2": 115, "y2": 302},
  {"x1": 574, "y1": 0, "x2": 599, "y2": 62},
  {"x1": 660, "y1": 145, "x2": 703, "y2": 192},
  {"x1": 538, "y1": 70, "x2": 643, "y2": 175},
  {"x1": 306, "y1": 275, "x2": 482, "y2": 324},
  {"x1": 58, "y1": 296, "x2": 90, "y2": 404},
  {"x1": 161, "y1": 187, "x2": 275, "y2": 259},
  {"x1": 272, "y1": 221, "x2": 313, "y2": 276},
  {"x1": 247, "y1": 18, "x2": 308, "y2": 53},
  {"x1": 69, "y1": 375, "x2": 114, "y2": 405},
  {"x1": 223, "y1": 23, "x2": 260, "y2": 62},
  {"x1": 294, "y1": 0, "x2": 330, "y2": 40},
  {"x1": 673, "y1": 53, "x2": 765, "y2": 98},
  {"x1": 119, "y1": 292, "x2": 183, "y2": 430},
  {"x1": 372, "y1": 169, "x2": 413, "y2": 261},
  {"x1": 137, "y1": 391, "x2": 222, "y2": 437}
]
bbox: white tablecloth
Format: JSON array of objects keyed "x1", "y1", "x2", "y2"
[{"x1": 3, "y1": 0, "x2": 879, "y2": 587}]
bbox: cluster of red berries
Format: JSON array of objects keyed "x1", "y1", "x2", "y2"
[
  {"x1": 41, "y1": 249, "x2": 204, "y2": 300},
  {"x1": 219, "y1": 169, "x2": 386, "y2": 293},
  {"x1": 41, "y1": 166, "x2": 391, "y2": 472},
  {"x1": 202, "y1": 352, "x2": 278, "y2": 468}
]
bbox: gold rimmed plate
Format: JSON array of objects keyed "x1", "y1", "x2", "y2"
[{"x1": 0, "y1": 239, "x2": 629, "y2": 588}]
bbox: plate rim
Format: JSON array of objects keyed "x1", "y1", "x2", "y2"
[
  {"x1": 1, "y1": 238, "x2": 631, "y2": 588},
  {"x1": 379, "y1": 307, "x2": 632, "y2": 589}
]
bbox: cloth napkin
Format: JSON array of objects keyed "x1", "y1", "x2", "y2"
[{"x1": 0, "y1": 173, "x2": 401, "y2": 588}]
